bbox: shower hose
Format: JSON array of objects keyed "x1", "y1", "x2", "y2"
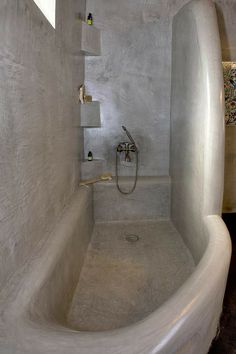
[{"x1": 115, "y1": 149, "x2": 139, "y2": 195}]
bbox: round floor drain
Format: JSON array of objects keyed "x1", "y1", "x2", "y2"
[{"x1": 125, "y1": 234, "x2": 140, "y2": 243}]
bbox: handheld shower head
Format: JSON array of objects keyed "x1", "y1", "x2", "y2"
[
  {"x1": 116, "y1": 126, "x2": 139, "y2": 194},
  {"x1": 122, "y1": 126, "x2": 137, "y2": 148}
]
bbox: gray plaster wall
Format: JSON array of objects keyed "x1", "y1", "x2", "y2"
[
  {"x1": 170, "y1": 0, "x2": 225, "y2": 262},
  {"x1": 84, "y1": 0, "x2": 236, "y2": 177},
  {"x1": 0, "y1": 0, "x2": 85, "y2": 287},
  {"x1": 216, "y1": 0, "x2": 236, "y2": 61}
]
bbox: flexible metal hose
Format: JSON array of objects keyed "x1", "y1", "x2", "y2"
[{"x1": 115, "y1": 150, "x2": 138, "y2": 194}]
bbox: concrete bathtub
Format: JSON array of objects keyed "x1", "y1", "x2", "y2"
[
  {"x1": 0, "y1": 186, "x2": 231, "y2": 354},
  {"x1": 0, "y1": 0, "x2": 232, "y2": 353}
]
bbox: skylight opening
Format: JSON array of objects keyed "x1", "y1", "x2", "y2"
[{"x1": 33, "y1": 0, "x2": 56, "y2": 29}]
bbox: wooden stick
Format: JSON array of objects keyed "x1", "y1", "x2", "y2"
[{"x1": 80, "y1": 173, "x2": 112, "y2": 186}]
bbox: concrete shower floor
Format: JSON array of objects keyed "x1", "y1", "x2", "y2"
[{"x1": 67, "y1": 220, "x2": 195, "y2": 331}]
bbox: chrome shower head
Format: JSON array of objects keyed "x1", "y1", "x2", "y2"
[{"x1": 121, "y1": 126, "x2": 137, "y2": 148}]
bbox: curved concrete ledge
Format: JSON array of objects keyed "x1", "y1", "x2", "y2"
[{"x1": 170, "y1": 0, "x2": 226, "y2": 262}]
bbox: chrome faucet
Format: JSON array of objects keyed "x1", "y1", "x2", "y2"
[
  {"x1": 115, "y1": 126, "x2": 139, "y2": 194},
  {"x1": 121, "y1": 126, "x2": 138, "y2": 151},
  {"x1": 117, "y1": 126, "x2": 138, "y2": 162},
  {"x1": 117, "y1": 142, "x2": 136, "y2": 162}
]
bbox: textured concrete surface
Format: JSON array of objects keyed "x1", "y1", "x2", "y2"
[
  {"x1": 170, "y1": 0, "x2": 225, "y2": 263},
  {"x1": 93, "y1": 176, "x2": 170, "y2": 221},
  {"x1": 30, "y1": 187, "x2": 94, "y2": 326},
  {"x1": 81, "y1": 159, "x2": 105, "y2": 179},
  {"x1": 0, "y1": 0, "x2": 233, "y2": 353},
  {"x1": 0, "y1": 0, "x2": 85, "y2": 287},
  {"x1": 80, "y1": 102, "x2": 101, "y2": 127},
  {"x1": 215, "y1": 1, "x2": 236, "y2": 61},
  {"x1": 84, "y1": 0, "x2": 236, "y2": 177},
  {"x1": 0, "y1": 200, "x2": 231, "y2": 354},
  {"x1": 67, "y1": 220, "x2": 195, "y2": 331},
  {"x1": 223, "y1": 127, "x2": 236, "y2": 213},
  {"x1": 84, "y1": 0, "x2": 188, "y2": 176},
  {"x1": 81, "y1": 20, "x2": 101, "y2": 56}
]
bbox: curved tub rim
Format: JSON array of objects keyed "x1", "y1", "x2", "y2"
[{"x1": 0, "y1": 213, "x2": 231, "y2": 353}]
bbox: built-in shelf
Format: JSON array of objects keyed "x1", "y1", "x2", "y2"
[
  {"x1": 76, "y1": 20, "x2": 101, "y2": 56},
  {"x1": 80, "y1": 102, "x2": 101, "y2": 127},
  {"x1": 81, "y1": 159, "x2": 105, "y2": 180}
]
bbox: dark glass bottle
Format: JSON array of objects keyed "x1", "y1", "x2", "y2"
[
  {"x1": 88, "y1": 151, "x2": 93, "y2": 161},
  {"x1": 87, "y1": 13, "x2": 93, "y2": 25}
]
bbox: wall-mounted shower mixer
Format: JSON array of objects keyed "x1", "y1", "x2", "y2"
[
  {"x1": 115, "y1": 126, "x2": 139, "y2": 194},
  {"x1": 117, "y1": 142, "x2": 137, "y2": 162}
]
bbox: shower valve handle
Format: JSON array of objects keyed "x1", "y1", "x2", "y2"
[{"x1": 117, "y1": 142, "x2": 137, "y2": 153}]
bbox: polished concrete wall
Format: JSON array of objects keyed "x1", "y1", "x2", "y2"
[
  {"x1": 170, "y1": 0, "x2": 225, "y2": 262},
  {"x1": 0, "y1": 0, "x2": 85, "y2": 287},
  {"x1": 84, "y1": 0, "x2": 236, "y2": 177},
  {"x1": 84, "y1": 0, "x2": 188, "y2": 176},
  {"x1": 216, "y1": 0, "x2": 236, "y2": 62}
]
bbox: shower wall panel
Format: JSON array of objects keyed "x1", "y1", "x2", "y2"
[
  {"x1": 0, "y1": 0, "x2": 85, "y2": 287},
  {"x1": 84, "y1": 0, "x2": 235, "y2": 177}
]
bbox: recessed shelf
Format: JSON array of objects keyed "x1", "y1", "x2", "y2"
[
  {"x1": 81, "y1": 159, "x2": 105, "y2": 180},
  {"x1": 80, "y1": 102, "x2": 101, "y2": 127}
]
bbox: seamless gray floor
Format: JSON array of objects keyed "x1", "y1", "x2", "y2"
[{"x1": 67, "y1": 220, "x2": 195, "y2": 331}]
